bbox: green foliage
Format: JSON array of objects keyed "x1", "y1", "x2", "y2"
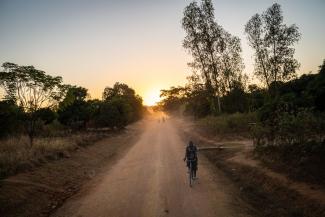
[
  {"x1": 59, "y1": 86, "x2": 88, "y2": 108},
  {"x1": 184, "y1": 89, "x2": 211, "y2": 118},
  {"x1": 198, "y1": 112, "x2": 257, "y2": 136},
  {"x1": 160, "y1": 77, "x2": 259, "y2": 116},
  {"x1": 182, "y1": 0, "x2": 245, "y2": 113},
  {"x1": 58, "y1": 101, "x2": 92, "y2": 129},
  {"x1": 159, "y1": 86, "x2": 187, "y2": 113},
  {"x1": 0, "y1": 62, "x2": 63, "y2": 112},
  {"x1": 253, "y1": 108, "x2": 325, "y2": 147},
  {"x1": 0, "y1": 63, "x2": 144, "y2": 143},
  {"x1": 97, "y1": 83, "x2": 143, "y2": 128},
  {"x1": 0, "y1": 100, "x2": 24, "y2": 137},
  {"x1": 95, "y1": 98, "x2": 132, "y2": 129},
  {"x1": 57, "y1": 86, "x2": 92, "y2": 129},
  {"x1": 34, "y1": 108, "x2": 57, "y2": 125},
  {"x1": 251, "y1": 60, "x2": 325, "y2": 175},
  {"x1": 103, "y1": 82, "x2": 135, "y2": 101},
  {"x1": 245, "y1": 3, "x2": 301, "y2": 87},
  {"x1": 0, "y1": 62, "x2": 64, "y2": 145},
  {"x1": 221, "y1": 81, "x2": 249, "y2": 113}
]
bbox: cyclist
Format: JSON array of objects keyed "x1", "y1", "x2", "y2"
[{"x1": 183, "y1": 141, "x2": 198, "y2": 178}]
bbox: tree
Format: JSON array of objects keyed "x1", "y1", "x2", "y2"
[
  {"x1": 102, "y1": 82, "x2": 143, "y2": 122},
  {"x1": 247, "y1": 84, "x2": 265, "y2": 112},
  {"x1": 0, "y1": 62, "x2": 63, "y2": 145},
  {"x1": 34, "y1": 107, "x2": 57, "y2": 125},
  {"x1": 0, "y1": 100, "x2": 24, "y2": 137},
  {"x1": 95, "y1": 98, "x2": 132, "y2": 129},
  {"x1": 182, "y1": 0, "x2": 244, "y2": 113},
  {"x1": 222, "y1": 81, "x2": 248, "y2": 113},
  {"x1": 59, "y1": 85, "x2": 88, "y2": 108},
  {"x1": 183, "y1": 73, "x2": 211, "y2": 117},
  {"x1": 245, "y1": 3, "x2": 301, "y2": 88},
  {"x1": 219, "y1": 32, "x2": 245, "y2": 94},
  {"x1": 57, "y1": 86, "x2": 92, "y2": 129},
  {"x1": 102, "y1": 82, "x2": 135, "y2": 101},
  {"x1": 159, "y1": 86, "x2": 187, "y2": 112}
]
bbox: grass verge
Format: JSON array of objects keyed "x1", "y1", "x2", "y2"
[
  {"x1": 0, "y1": 123, "x2": 142, "y2": 217},
  {"x1": 0, "y1": 131, "x2": 110, "y2": 179}
]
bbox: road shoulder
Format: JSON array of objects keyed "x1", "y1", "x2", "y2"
[{"x1": 0, "y1": 121, "x2": 144, "y2": 217}]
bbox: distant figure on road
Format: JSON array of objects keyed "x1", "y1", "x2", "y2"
[{"x1": 183, "y1": 141, "x2": 198, "y2": 178}]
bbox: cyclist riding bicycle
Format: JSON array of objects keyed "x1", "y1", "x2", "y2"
[{"x1": 183, "y1": 141, "x2": 198, "y2": 178}]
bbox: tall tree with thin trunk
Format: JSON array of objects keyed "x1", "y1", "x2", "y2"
[
  {"x1": 182, "y1": 1, "x2": 212, "y2": 92},
  {"x1": 182, "y1": 0, "x2": 244, "y2": 114},
  {"x1": 245, "y1": 3, "x2": 301, "y2": 88}
]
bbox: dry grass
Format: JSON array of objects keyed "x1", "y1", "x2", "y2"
[{"x1": 0, "y1": 132, "x2": 109, "y2": 178}]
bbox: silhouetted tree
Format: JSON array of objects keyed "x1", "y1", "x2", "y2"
[
  {"x1": 103, "y1": 82, "x2": 135, "y2": 101},
  {"x1": 0, "y1": 62, "x2": 63, "y2": 145},
  {"x1": 0, "y1": 100, "x2": 24, "y2": 137},
  {"x1": 245, "y1": 3, "x2": 301, "y2": 88},
  {"x1": 182, "y1": 0, "x2": 244, "y2": 113},
  {"x1": 34, "y1": 107, "x2": 57, "y2": 125},
  {"x1": 159, "y1": 86, "x2": 187, "y2": 112},
  {"x1": 96, "y1": 98, "x2": 132, "y2": 129},
  {"x1": 58, "y1": 86, "x2": 92, "y2": 129},
  {"x1": 100, "y1": 83, "x2": 143, "y2": 127}
]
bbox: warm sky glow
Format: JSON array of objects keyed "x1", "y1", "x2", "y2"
[
  {"x1": 143, "y1": 88, "x2": 161, "y2": 106},
  {"x1": 0, "y1": 0, "x2": 324, "y2": 101}
]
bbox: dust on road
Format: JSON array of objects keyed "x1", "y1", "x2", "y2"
[{"x1": 52, "y1": 115, "x2": 253, "y2": 217}]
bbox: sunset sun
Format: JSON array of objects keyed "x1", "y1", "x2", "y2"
[{"x1": 143, "y1": 89, "x2": 161, "y2": 106}]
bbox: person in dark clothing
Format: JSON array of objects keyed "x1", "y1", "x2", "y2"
[{"x1": 183, "y1": 141, "x2": 198, "y2": 178}]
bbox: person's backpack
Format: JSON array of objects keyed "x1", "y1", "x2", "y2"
[{"x1": 187, "y1": 147, "x2": 196, "y2": 160}]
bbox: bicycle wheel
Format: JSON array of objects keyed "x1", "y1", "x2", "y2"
[{"x1": 189, "y1": 162, "x2": 193, "y2": 187}]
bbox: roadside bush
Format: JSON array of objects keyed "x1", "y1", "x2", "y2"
[
  {"x1": 254, "y1": 106, "x2": 325, "y2": 148},
  {"x1": 0, "y1": 100, "x2": 24, "y2": 137},
  {"x1": 221, "y1": 81, "x2": 249, "y2": 113},
  {"x1": 34, "y1": 108, "x2": 57, "y2": 125},
  {"x1": 197, "y1": 112, "x2": 257, "y2": 136}
]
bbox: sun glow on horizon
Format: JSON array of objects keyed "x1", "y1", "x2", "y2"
[{"x1": 143, "y1": 89, "x2": 161, "y2": 106}]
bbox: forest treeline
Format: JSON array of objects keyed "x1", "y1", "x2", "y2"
[
  {"x1": 0, "y1": 62, "x2": 144, "y2": 145},
  {"x1": 159, "y1": 0, "x2": 325, "y2": 183}
]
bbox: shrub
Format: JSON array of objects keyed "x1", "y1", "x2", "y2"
[
  {"x1": 197, "y1": 112, "x2": 257, "y2": 136},
  {"x1": 253, "y1": 108, "x2": 325, "y2": 148},
  {"x1": 0, "y1": 100, "x2": 24, "y2": 137}
]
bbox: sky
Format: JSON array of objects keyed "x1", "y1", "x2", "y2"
[{"x1": 0, "y1": 0, "x2": 324, "y2": 105}]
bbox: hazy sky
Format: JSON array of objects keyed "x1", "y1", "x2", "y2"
[{"x1": 0, "y1": 0, "x2": 324, "y2": 105}]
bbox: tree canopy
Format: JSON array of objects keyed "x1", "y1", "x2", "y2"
[
  {"x1": 245, "y1": 3, "x2": 301, "y2": 88},
  {"x1": 182, "y1": 0, "x2": 245, "y2": 113}
]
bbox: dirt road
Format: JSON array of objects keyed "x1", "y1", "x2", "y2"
[{"x1": 52, "y1": 116, "x2": 253, "y2": 217}]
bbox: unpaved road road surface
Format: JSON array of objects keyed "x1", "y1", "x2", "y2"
[{"x1": 52, "y1": 115, "x2": 253, "y2": 217}]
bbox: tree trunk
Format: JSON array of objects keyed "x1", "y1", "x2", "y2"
[
  {"x1": 217, "y1": 95, "x2": 221, "y2": 114},
  {"x1": 27, "y1": 113, "x2": 35, "y2": 147}
]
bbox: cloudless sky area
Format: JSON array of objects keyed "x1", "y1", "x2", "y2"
[{"x1": 0, "y1": 0, "x2": 324, "y2": 105}]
